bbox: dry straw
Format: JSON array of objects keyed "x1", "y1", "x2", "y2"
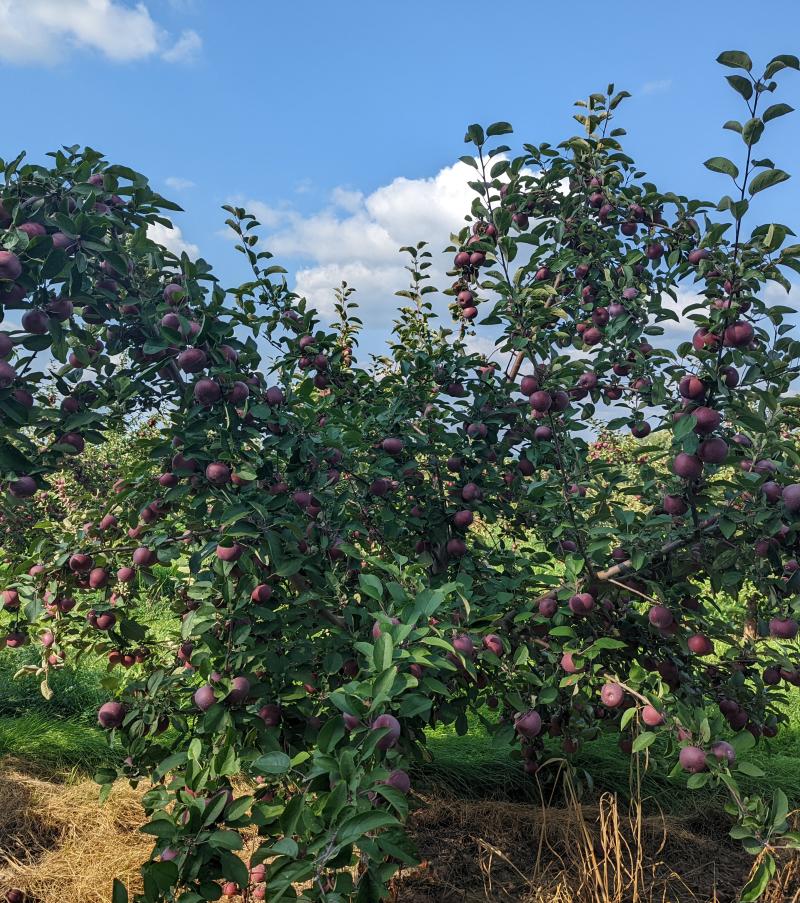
[{"x1": 0, "y1": 756, "x2": 798, "y2": 903}]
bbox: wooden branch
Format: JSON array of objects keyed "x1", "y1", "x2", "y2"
[{"x1": 499, "y1": 516, "x2": 719, "y2": 632}]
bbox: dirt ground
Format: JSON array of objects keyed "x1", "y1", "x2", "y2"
[{"x1": 0, "y1": 759, "x2": 797, "y2": 903}]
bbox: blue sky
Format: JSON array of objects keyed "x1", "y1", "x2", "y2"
[{"x1": 3, "y1": 0, "x2": 800, "y2": 355}]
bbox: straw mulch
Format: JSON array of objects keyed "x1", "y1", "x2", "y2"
[
  {"x1": 393, "y1": 794, "x2": 767, "y2": 902},
  {"x1": 0, "y1": 758, "x2": 798, "y2": 903},
  {"x1": 0, "y1": 760, "x2": 149, "y2": 903}
]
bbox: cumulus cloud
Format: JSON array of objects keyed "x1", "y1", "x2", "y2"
[
  {"x1": 0, "y1": 0, "x2": 201, "y2": 65},
  {"x1": 165, "y1": 176, "x2": 196, "y2": 191},
  {"x1": 147, "y1": 222, "x2": 199, "y2": 260},
  {"x1": 242, "y1": 159, "x2": 480, "y2": 329}
]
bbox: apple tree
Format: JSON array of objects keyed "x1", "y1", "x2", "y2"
[{"x1": 1, "y1": 51, "x2": 800, "y2": 902}]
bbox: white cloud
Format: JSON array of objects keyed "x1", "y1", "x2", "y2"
[
  {"x1": 161, "y1": 28, "x2": 201, "y2": 63},
  {"x1": 294, "y1": 263, "x2": 406, "y2": 318},
  {"x1": 463, "y1": 333, "x2": 513, "y2": 368},
  {"x1": 246, "y1": 159, "x2": 481, "y2": 327},
  {"x1": 147, "y1": 222, "x2": 199, "y2": 260},
  {"x1": 640, "y1": 79, "x2": 672, "y2": 96},
  {"x1": 330, "y1": 187, "x2": 364, "y2": 213},
  {"x1": 165, "y1": 176, "x2": 196, "y2": 191},
  {"x1": 0, "y1": 0, "x2": 201, "y2": 65}
]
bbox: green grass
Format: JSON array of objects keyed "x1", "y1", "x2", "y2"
[
  {"x1": 1, "y1": 644, "x2": 799, "y2": 821},
  {"x1": 418, "y1": 700, "x2": 800, "y2": 814},
  {"x1": 0, "y1": 713, "x2": 110, "y2": 768}
]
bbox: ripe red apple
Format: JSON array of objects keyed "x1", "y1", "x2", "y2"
[
  {"x1": 194, "y1": 378, "x2": 221, "y2": 405},
  {"x1": 539, "y1": 596, "x2": 558, "y2": 617},
  {"x1": 384, "y1": 769, "x2": 411, "y2": 794},
  {"x1": 21, "y1": 309, "x2": 48, "y2": 334},
  {"x1": 226, "y1": 676, "x2": 250, "y2": 704},
  {"x1": 132, "y1": 546, "x2": 156, "y2": 567},
  {"x1": 710, "y1": 740, "x2": 736, "y2": 764},
  {"x1": 698, "y1": 438, "x2": 728, "y2": 464},
  {"x1": 98, "y1": 701, "x2": 126, "y2": 728},
  {"x1": 723, "y1": 321, "x2": 754, "y2": 348},
  {"x1": 782, "y1": 484, "x2": 800, "y2": 512},
  {"x1": 205, "y1": 462, "x2": 231, "y2": 486},
  {"x1": 258, "y1": 703, "x2": 281, "y2": 726},
  {"x1": 673, "y1": 453, "x2": 702, "y2": 480},
  {"x1": 69, "y1": 552, "x2": 93, "y2": 572},
  {"x1": 687, "y1": 634, "x2": 712, "y2": 655},
  {"x1": 769, "y1": 617, "x2": 798, "y2": 640},
  {"x1": 663, "y1": 494, "x2": 688, "y2": 516},
  {"x1": 0, "y1": 250, "x2": 22, "y2": 280},
  {"x1": 8, "y1": 476, "x2": 37, "y2": 499},
  {"x1": 692, "y1": 328, "x2": 720, "y2": 352},
  {"x1": 381, "y1": 437, "x2": 404, "y2": 455},
  {"x1": 692, "y1": 406, "x2": 721, "y2": 434},
  {"x1": 679, "y1": 745, "x2": 707, "y2": 773},
  {"x1": 687, "y1": 248, "x2": 708, "y2": 265},
  {"x1": 560, "y1": 652, "x2": 582, "y2": 673},
  {"x1": 163, "y1": 283, "x2": 184, "y2": 304},
  {"x1": 453, "y1": 633, "x2": 476, "y2": 659},
  {"x1": 371, "y1": 713, "x2": 401, "y2": 749},
  {"x1": 514, "y1": 710, "x2": 542, "y2": 739},
  {"x1": 369, "y1": 478, "x2": 390, "y2": 497},
  {"x1": 89, "y1": 567, "x2": 109, "y2": 589},
  {"x1": 194, "y1": 684, "x2": 217, "y2": 711},
  {"x1": 216, "y1": 543, "x2": 243, "y2": 562},
  {"x1": 177, "y1": 348, "x2": 207, "y2": 373},
  {"x1": 251, "y1": 584, "x2": 273, "y2": 603},
  {"x1": 600, "y1": 682, "x2": 624, "y2": 707},
  {"x1": 641, "y1": 705, "x2": 664, "y2": 727},
  {"x1": 568, "y1": 592, "x2": 594, "y2": 615},
  {"x1": 530, "y1": 391, "x2": 552, "y2": 412},
  {"x1": 648, "y1": 605, "x2": 674, "y2": 629}
]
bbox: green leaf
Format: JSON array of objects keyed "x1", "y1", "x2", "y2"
[
  {"x1": 374, "y1": 633, "x2": 393, "y2": 672},
  {"x1": 717, "y1": 50, "x2": 753, "y2": 72},
  {"x1": 336, "y1": 811, "x2": 399, "y2": 847},
  {"x1": 464, "y1": 124, "x2": 485, "y2": 147},
  {"x1": 742, "y1": 117, "x2": 764, "y2": 146},
  {"x1": 208, "y1": 830, "x2": 244, "y2": 851},
  {"x1": 486, "y1": 121, "x2": 513, "y2": 137},
  {"x1": 112, "y1": 879, "x2": 128, "y2": 903},
  {"x1": 687, "y1": 772, "x2": 709, "y2": 789},
  {"x1": 632, "y1": 732, "x2": 656, "y2": 753},
  {"x1": 763, "y1": 103, "x2": 794, "y2": 123},
  {"x1": 140, "y1": 817, "x2": 175, "y2": 838},
  {"x1": 0, "y1": 440, "x2": 33, "y2": 473},
  {"x1": 749, "y1": 169, "x2": 790, "y2": 196},
  {"x1": 704, "y1": 156, "x2": 739, "y2": 178},
  {"x1": 253, "y1": 751, "x2": 291, "y2": 774},
  {"x1": 359, "y1": 573, "x2": 383, "y2": 601},
  {"x1": 270, "y1": 837, "x2": 299, "y2": 857},
  {"x1": 620, "y1": 707, "x2": 637, "y2": 730},
  {"x1": 726, "y1": 75, "x2": 753, "y2": 100},
  {"x1": 218, "y1": 850, "x2": 250, "y2": 888},
  {"x1": 674, "y1": 413, "x2": 697, "y2": 440},
  {"x1": 765, "y1": 54, "x2": 800, "y2": 79},
  {"x1": 739, "y1": 855, "x2": 776, "y2": 902},
  {"x1": 771, "y1": 788, "x2": 789, "y2": 831},
  {"x1": 738, "y1": 761, "x2": 765, "y2": 777}
]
